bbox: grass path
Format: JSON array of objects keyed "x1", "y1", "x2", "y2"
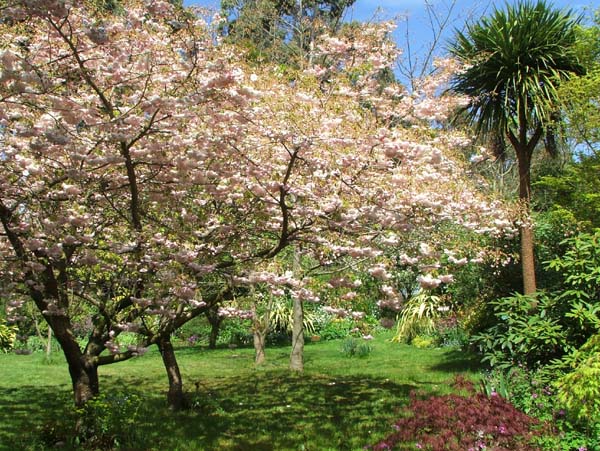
[{"x1": 0, "y1": 333, "x2": 481, "y2": 450}]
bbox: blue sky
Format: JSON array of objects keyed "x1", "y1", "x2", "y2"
[
  {"x1": 183, "y1": 0, "x2": 596, "y2": 83},
  {"x1": 183, "y1": 0, "x2": 596, "y2": 49}
]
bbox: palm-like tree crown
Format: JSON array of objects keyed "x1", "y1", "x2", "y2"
[
  {"x1": 449, "y1": 1, "x2": 585, "y2": 295},
  {"x1": 449, "y1": 0, "x2": 584, "y2": 142}
]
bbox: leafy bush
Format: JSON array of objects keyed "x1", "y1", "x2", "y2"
[
  {"x1": 545, "y1": 231, "x2": 600, "y2": 329},
  {"x1": 411, "y1": 335, "x2": 436, "y2": 349},
  {"x1": 471, "y1": 292, "x2": 570, "y2": 368},
  {"x1": 555, "y1": 334, "x2": 600, "y2": 429},
  {"x1": 218, "y1": 318, "x2": 253, "y2": 346},
  {"x1": 23, "y1": 335, "x2": 61, "y2": 354},
  {"x1": 480, "y1": 364, "x2": 600, "y2": 451},
  {"x1": 480, "y1": 366, "x2": 556, "y2": 423},
  {"x1": 269, "y1": 298, "x2": 316, "y2": 335},
  {"x1": 32, "y1": 392, "x2": 143, "y2": 450},
  {"x1": 0, "y1": 319, "x2": 17, "y2": 353},
  {"x1": 433, "y1": 315, "x2": 469, "y2": 348},
  {"x1": 75, "y1": 392, "x2": 142, "y2": 449},
  {"x1": 368, "y1": 378, "x2": 541, "y2": 451},
  {"x1": 473, "y1": 231, "x2": 600, "y2": 370},
  {"x1": 316, "y1": 316, "x2": 355, "y2": 341},
  {"x1": 175, "y1": 318, "x2": 209, "y2": 344},
  {"x1": 534, "y1": 424, "x2": 600, "y2": 451}
]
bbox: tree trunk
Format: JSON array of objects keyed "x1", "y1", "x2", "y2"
[
  {"x1": 252, "y1": 300, "x2": 269, "y2": 365},
  {"x1": 254, "y1": 328, "x2": 267, "y2": 365},
  {"x1": 517, "y1": 149, "x2": 537, "y2": 295},
  {"x1": 289, "y1": 296, "x2": 304, "y2": 372},
  {"x1": 158, "y1": 337, "x2": 186, "y2": 410},
  {"x1": 208, "y1": 321, "x2": 220, "y2": 349},
  {"x1": 47, "y1": 316, "x2": 99, "y2": 407},
  {"x1": 520, "y1": 224, "x2": 537, "y2": 295},
  {"x1": 205, "y1": 308, "x2": 222, "y2": 350},
  {"x1": 69, "y1": 358, "x2": 100, "y2": 407},
  {"x1": 46, "y1": 327, "x2": 52, "y2": 358}
]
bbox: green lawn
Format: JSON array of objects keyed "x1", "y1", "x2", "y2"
[{"x1": 0, "y1": 333, "x2": 481, "y2": 450}]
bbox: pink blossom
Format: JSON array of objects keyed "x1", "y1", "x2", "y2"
[{"x1": 418, "y1": 274, "x2": 441, "y2": 290}]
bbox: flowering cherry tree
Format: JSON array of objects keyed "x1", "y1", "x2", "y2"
[{"x1": 0, "y1": 0, "x2": 514, "y2": 407}]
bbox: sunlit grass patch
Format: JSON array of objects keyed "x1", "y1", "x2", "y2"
[{"x1": 0, "y1": 332, "x2": 481, "y2": 450}]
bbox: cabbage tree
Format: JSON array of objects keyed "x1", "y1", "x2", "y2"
[{"x1": 449, "y1": 0, "x2": 585, "y2": 294}]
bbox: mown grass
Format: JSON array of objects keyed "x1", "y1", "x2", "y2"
[{"x1": 0, "y1": 332, "x2": 481, "y2": 450}]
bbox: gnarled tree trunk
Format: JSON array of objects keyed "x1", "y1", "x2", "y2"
[
  {"x1": 158, "y1": 337, "x2": 186, "y2": 410},
  {"x1": 45, "y1": 315, "x2": 100, "y2": 407},
  {"x1": 69, "y1": 358, "x2": 100, "y2": 407}
]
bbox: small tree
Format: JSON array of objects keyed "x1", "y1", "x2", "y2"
[{"x1": 449, "y1": 0, "x2": 585, "y2": 294}]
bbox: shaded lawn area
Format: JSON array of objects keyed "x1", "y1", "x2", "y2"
[{"x1": 0, "y1": 333, "x2": 481, "y2": 450}]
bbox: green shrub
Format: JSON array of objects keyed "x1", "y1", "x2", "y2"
[
  {"x1": 0, "y1": 320, "x2": 17, "y2": 353},
  {"x1": 25, "y1": 335, "x2": 61, "y2": 354},
  {"x1": 219, "y1": 318, "x2": 253, "y2": 346},
  {"x1": 555, "y1": 334, "x2": 600, "y2": 429},
  {"x1": 269, "y1": 298, "x2": 316, "y2": 335},
  {"x1": 411, "y1": 335, "x2": 436, "y2": 349},
  {"x1": 480, "y1": 366, "x2": 556, "y2": 423},
  {"x1": 174, "y1": 315, "x2": 213, "y2": 346},
  {"x1": 479, "y1": 351, "x2": 600, "y2": 451},
  {"x1": 433, "y1": 315, "x2": 469, "y2": 348},
  {"x1": 472, "y1": 292, "x2": 568, "y2": 368},
  {"x1": 534, "y1": 424, "x2": 600, "y2": 451},
  {"x1": 473, "y1": 231, "x2": 600, "y2": 370},
  {"x1": 546, "y1": 230, "x2": 600, "y2": 302},
  {"x1": 75, "y1": 392, "x2": 142, "y2": 449},
  {"x1": 317, "y1": 317, "x2": 354, "y2": 341}
]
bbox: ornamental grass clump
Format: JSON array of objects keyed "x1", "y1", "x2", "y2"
[{"x1": 340, "y1": 337, "x2": 373, "y2": 358}]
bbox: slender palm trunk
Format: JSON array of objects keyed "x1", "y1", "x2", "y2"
[{"x1": 516, "y1": 146, "x2": 537, "y2": 295}]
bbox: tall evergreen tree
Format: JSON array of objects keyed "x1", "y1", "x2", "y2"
[
  {"x1": 220, "y1": 0, "x2": 356, "y2": 66},
  {"x1": 449, "y1": 0, "x2": 585, "y2": 294}
]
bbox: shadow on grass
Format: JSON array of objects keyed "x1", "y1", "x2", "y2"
[
  {"x1": 428, "y1": 348, "x2": 483, "y2": 373},
  {"x1": 0, "y1": 384, "x2": 73, "y2": 451},
  {"x1": 1, "y1": 372, "x2": 416, "y2": 451},
  {"x1": 144, "y1": 372, "x2": 417, "y2": 451},
  {"x1": 0, "y1": 343, "x2": 481, "y2": 451}
]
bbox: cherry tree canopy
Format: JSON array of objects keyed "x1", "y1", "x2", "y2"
[{"x1": 0, "y1": 0, "x2": 513, "y2": 405}]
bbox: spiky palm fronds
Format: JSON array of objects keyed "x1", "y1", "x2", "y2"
[{"x1": 449, "y1": 0, "x2": 584, "y2": 144}]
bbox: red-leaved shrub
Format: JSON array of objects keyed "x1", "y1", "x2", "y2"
[{"x1": 369, "y1": 377, "x2": 541, "y2": 451}]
